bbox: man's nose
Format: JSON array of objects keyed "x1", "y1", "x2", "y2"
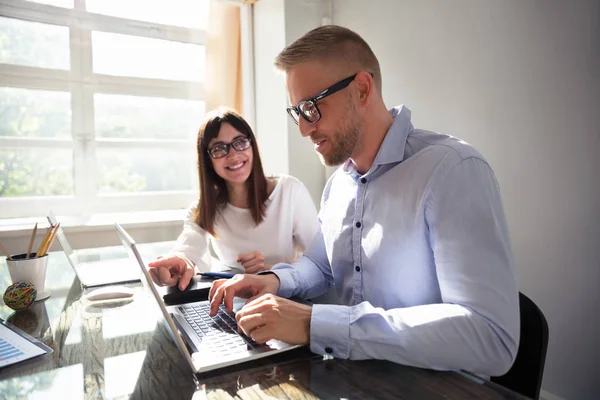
[{"x1": 298, "y1": 117, "x2": 316, "y2": 138}]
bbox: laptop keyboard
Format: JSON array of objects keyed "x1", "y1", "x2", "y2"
[{"x1": 178, "y1": 302, "x2": 261, "y2": 353}]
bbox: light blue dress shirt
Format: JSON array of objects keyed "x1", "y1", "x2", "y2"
[{"x1": 271, "y1": 105, "x2": 520, "y2": 376}]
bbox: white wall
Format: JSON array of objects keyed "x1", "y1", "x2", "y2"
[
  {"x1": 253, "y1": 0, "x2": 326, "y2": 205},
  {"x1": 253, "y1": 0, "x2": 290, "y2": 179},
  {"x1": 284, "y1": 0, "x2": 328, "y2": 201},
  {"x1": 332, "y1": 1, "x2": 600, "y2": 399}
]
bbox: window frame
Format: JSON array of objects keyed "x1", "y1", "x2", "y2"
[{"x1": 0, "y1": 0, "x2": 218, "y2": 219}]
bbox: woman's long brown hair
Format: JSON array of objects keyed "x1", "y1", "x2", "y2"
[{"x1": 193, "y1": 108, "x2": 268, "y2": 236}]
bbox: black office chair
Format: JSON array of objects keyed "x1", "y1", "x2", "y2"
[{"x1": 491, "y1": 292, "x2": 549, "y2": 399}]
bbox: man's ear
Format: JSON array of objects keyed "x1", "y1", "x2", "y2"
[{"x1": 354, "y1": 71, "x2": 373, "y2": 105}]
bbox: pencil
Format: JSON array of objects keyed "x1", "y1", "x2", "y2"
[
  {"x1": 38, "y1": 224, "x2": 55, "y2": 257},
  {"x1": 35, "y1": 225, "x2": 53, "y2": 258},
  {"x1": 40, "y1": 223, "x2": 60, "y2": 257},
  {"x1": 26, "y1": 223, "x2": 38, "y2": 259},
  {"x1": 0, "y1": 241, "x2": 11, "y2": 260}
]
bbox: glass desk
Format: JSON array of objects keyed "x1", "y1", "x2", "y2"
[{"x1": 0, "y1": 245, "x2": 529, "y2": 399}]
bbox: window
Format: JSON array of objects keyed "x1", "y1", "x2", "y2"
[{"x1": 0, "y1": 0, "x2": 210, "y2": 218}]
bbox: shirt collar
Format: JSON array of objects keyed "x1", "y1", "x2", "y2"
[{"x1": 343, "y1": 105, "x2": 414, "y2": 174}]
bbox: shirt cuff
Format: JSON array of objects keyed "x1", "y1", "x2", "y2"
[
  {"x1": 310, "y1": 304, "x2": 350, "y2": 358},
  {"x1": 270, "y1": 269, "x2": 296, "y2": 299}
]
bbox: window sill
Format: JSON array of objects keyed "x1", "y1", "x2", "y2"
[{"x1": 0, "y1": 209, "x2": 186, "y2": 237}]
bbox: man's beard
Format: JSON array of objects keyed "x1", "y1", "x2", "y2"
[{"x1": 319, "y1": 118, "x2": 361, "y2": 167}]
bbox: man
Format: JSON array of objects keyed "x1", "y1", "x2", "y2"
[{"x1": 209, "y1": 25, "x2": 519, "y2": 376}]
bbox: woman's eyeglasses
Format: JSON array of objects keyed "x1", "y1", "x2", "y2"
[{"x1": 207, "y1": 137, "x2": 252, "y2": 159}]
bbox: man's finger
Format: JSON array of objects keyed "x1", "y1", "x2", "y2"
[
  {"x1": 219, "y1": 275, "x2": 246, "y2": 314},
  {"x1": 209, "y1": 279, "x2": 225, "y2": 301},
  {"x1": 244, "y1": 289, "x2": 274, "y2": 305},
  {"x1": 240, "y1": 293, "x2": 274, "y2": 316},
  {"x1": 248, "y1": 325, "x2": 272, "y2": 344},
  {"x1": 237, "y1": 312, "x2": 266, "y2": 337},
  {"x1": 210, "y1": 283, "x2": 227, "y2": 316},
  {"x1": 222, "y1": 284, "x2": 238, "y2": 314}
]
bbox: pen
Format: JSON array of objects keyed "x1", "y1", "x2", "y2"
[{"x1": 199, "y1": 272, "x2": 236, "y2": 279}]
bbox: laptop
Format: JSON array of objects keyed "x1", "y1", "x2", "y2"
[
  {"x1": 47, "y1": 213, "x2": 140, "y2": 288},
  {"x1": 113, "y1": 222, "x2": 301, "y2": 374}
]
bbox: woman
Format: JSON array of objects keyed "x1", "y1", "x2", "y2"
[{"x1": 148, "y1": 108, "x2": 319, "y2": 290}]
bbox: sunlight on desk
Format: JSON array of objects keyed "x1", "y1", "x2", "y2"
[
  {"x1": 0, "y1": 363, "x2": 83, "y2": 400},
  {"x1": 64, "y1": 310, "x2": 82, "y2": 345},
  {"x1": 104, "y1": 351, "x2": 146, "y2": 399},
  {"x1": 101, "y1": 295, "x2": 159, "y2": 340}
]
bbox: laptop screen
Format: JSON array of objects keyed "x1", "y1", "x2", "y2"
[
  {"x1": 113, "y1": 222, "x2": 200, "y2": 372},
  {"x1": 47, "y1": 212, "x2": 83, "y2": 274}
]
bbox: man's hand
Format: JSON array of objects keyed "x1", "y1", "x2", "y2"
[
  {"x1": 208, "y1": 273, "x2": 280, "y2": 316},
  {"x1": 237, "y1": 250, "x2": 271, "y2": 274},
  {"x1": 147, "y1": 256, "x2": 194, "y2": 291},
  {"x1": 236, "y1": 294, "x2": 312, "y2": 345}
]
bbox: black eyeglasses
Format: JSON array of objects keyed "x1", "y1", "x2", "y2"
[
  {"x1": 286, "y1": 73, "x2": 373, "y2": 125},
  {"x1": 207, "y1": 137, "x2": 252, "y2": 159}
]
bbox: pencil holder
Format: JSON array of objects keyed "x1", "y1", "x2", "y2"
[{"x1": 6, "y1": 253, "x2": 50, "y2": 301}]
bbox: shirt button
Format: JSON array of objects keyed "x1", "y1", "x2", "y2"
[
  {"x1": 325, "y1": 347, "x2": 333, "y2": 354},
  {"x1": 355, "y1": 222, "x2": 361, "y2": 228},
  {"x1": 360, "y1": 177, "x2": 367, "y2": 184},
  {"x1": 355, "y1": 266, "x2": 360, "y2": 272}
]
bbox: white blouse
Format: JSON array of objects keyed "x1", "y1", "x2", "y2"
[{"x1": 169, "y1": 175, "x2": 319, "y2": 274}]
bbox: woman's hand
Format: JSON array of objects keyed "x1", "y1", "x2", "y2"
[
  {"x1": 147, "y1": 255, "x2": 195, "y2": 291},
  {"x1": 237, "y1": 251, "x2": 271, "y2": 274}
]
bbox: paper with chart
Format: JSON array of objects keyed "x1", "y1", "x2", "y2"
[{"x1": 0, "y1": 322, "x2": 45, "y2": 368}]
